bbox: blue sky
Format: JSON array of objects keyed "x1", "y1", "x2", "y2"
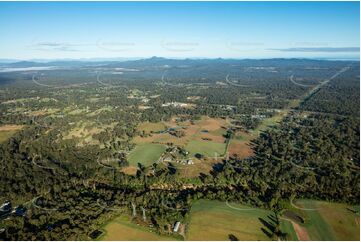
[{"x1": 0, "y1": 1, "x2": 359, "y2": 60}]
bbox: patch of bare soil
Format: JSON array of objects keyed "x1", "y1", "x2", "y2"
[
  {"x1": 0, "y1": 124, "x2": 24, "y2": 131},
  {"x1": 121, "y1": 166, "x2": 138, "y2": 175}
]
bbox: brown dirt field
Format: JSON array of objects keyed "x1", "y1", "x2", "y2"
[
  {"x1": 134, "y1": 116, "x2": 227, "y2": 148},
  {"x1": 196, "y1": 117, "x2": 227, "y2": 131},
  {"x1": 132, "y1": 134, "x2": 159, "y2": 144},
  {"x1": 0, "y1": 124, "x2": 24, "y2": 131},
  {"x1": 27, "y1": 110, "x2": 47, "y2": 116},
  {"x1": 291, "y1": 220, "x2": 310, "y2": 241},
  {"x1": 184, "y1": 125, "x2": 200, "y2": 137},
  {"x1": 121, "y1": 166, "x2": 138, "y2": 175},
  {"x1": 228, "y1": 139, "x2": 254, "y2": 159},
  {"x1": 195, "y1": 133, "x2": 226, "y2": 143}
]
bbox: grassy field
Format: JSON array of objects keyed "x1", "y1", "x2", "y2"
[
  {"x1": 187, "y1": 199, "x2": 359, "y2": 241},
  {"x1": 133, "y1": 116, "x2": 227, "y2": 159},
  {"x1": 279, "y1": 219, "x2": 298, "y2": 241},
  {"x1": 127, "y1": 143, "x2": 166, "y2": 166},
  {"x1": 98, "y1": 215, "x2": 176, "y2": 241},
  {"x1": 187, "y1": 200, "x2": 296, "y2": 241},
  {"x1": 137, "y1": 122, "x2": 166, "y2": 133},
  {"x1": 251, "y1": 110, "x2": 287, "y2": 136},
  {"x1": 289, "y1": 199, "x2": 360, "y2": 241},
  {"x1": 0, "y1": 125, "x2": 24, "y2": 143},
  {"x1": 185, "y1": 140, "x2": 226, "y2": 157}
]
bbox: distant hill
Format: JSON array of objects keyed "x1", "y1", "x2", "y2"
[{"x1": 1, "y1": 57, "x2": 358, "y2": 69}]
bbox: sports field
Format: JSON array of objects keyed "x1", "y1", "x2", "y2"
[
  {"x1": 186, "y1": 200, "x2": 295, "y2": 241},
  {"x1": 288, "y1": 199, "x2": 360, "y2": 241},
  {"x1": 127, "y1": 143, "x2": 166, "y2": 167},
  {"x1": 98, "y1": 215, "x2": 177, "y2": 241}
]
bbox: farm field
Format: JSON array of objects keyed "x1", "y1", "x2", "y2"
[
  {"x1": 228, "y1": 131, "x2": 254, "y2": 159},
  {"x1": 279, "y1": 219, "x2": 298, "y2": 241},
  {"x1": 186, "y1": 200, "x2": 295, "y2": 241},
  {"x1": 127, "y1": 143, "x2": 166, "y2": 167},
  {"x1": 287, "y1": 199, "x2": 360, "y2": 241},
  {"x1": 130, "y1": 113, "x2": 291, "y2": 172},
  {"x1": 185, "y1": 140, "x2": 226, "y2": 157},
  {"x1": 98, "y1": 215, "x2": 177, "y2": 241},
  {"x1": 132, "y1": 116, "x2": 228, "y2": 160},
  {"x1": 0, "y1": 124, "x2": 24, "y2": 143}
]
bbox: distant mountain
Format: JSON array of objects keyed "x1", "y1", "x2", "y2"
[{"x1": 1, "y1": 57, "x2": 358, "y2": 69}]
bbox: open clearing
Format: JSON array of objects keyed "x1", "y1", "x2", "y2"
[
  {"x1": 185, "y1": 139, "x2": 226, "y2": 157},
  {"x1": 287, "y1": 199, "x2": 360, "y2": 240},
  {"x1": 127, "y1": 143, "x2": 166, "y2": 167},
  {"x1": 228, "y1": 131, "x2": 254, "y2": 159},
  {"x1": 98, "y1": 215, "x2": 176, "y2": 241},
  {"x1": 186, "y1": 200, "x2": 295, "y2": 241},
  {"x1": 62, "y1": 121, "x2": 116, "y2": 147},
  {"x1": 133, "y1": 116, "x2": 228, "y2": 159},
  {"x1": 0, "y1": 124, "x2": 24, "y2": 143},
  {"x1": 251, "y1": 110, "x2": 288, "y2": 136},
  {"x1": 137, "y1": 122, "x2": 167, "y2": 133},
  {"x1": 130, "y1": 114, "x2": 284, "y2": 172}
]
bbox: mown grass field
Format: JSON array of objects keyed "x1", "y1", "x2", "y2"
[
  {"x1": 279, "y1": 219, "x2": 298, "y2": 241},
  {"x1": 98, "y1": 215, "x2": 177, "y2": 241},
  {"x1": 186, "y1": 200, "x2": 295, "y2": 241},
  {"x1": 185, "y1": 140, "x2": 226, "y2": 157},
  {"x1": 127, "y1": 143, "x2": 166, "y2": 167},
  {"x1": 290, "y1": 199, "x2": 360, "y2": 241}
]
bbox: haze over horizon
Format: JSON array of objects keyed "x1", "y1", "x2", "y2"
[{"x1": 0, "y1": 1, "x2": 359, "y2": 60}]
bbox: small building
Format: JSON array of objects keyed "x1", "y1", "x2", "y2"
[{"x1": 173, "y1": 221, "x2": 181, "y2": 233}]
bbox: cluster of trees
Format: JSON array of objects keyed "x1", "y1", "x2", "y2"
[{"x1": 300, "y1": 65, "x2": 360, "y2": 116}]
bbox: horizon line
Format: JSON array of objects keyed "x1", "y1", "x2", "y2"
[{"x1": 0, "y1": 56, "x2": 360, "y2": 63}]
